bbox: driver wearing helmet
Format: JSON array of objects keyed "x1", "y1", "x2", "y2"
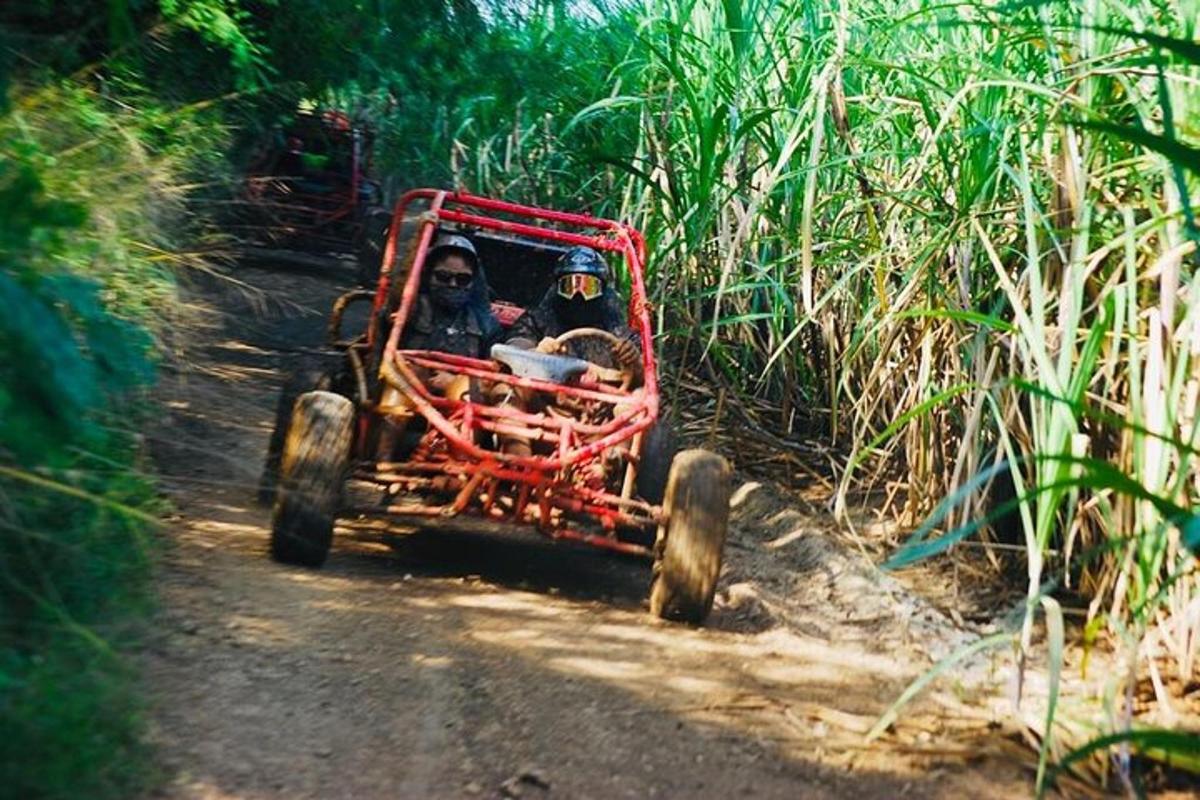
[
  {"x1": 377, "y1": 233, "x2": 500, "y2": 458},
  {"x1": 493, "y1": 246, "x2": 642, "y2": 457},
  {"x1": 505, "y1": 246, "x2": 641, "y2": 377}
]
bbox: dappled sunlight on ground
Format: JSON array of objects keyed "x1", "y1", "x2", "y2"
[
  {"x1": 147, "y1": 476, "x2": 1029, "y2": 798},
  {"x1": 142, "y1": 264, "x2": 1032, "y2": 799}
]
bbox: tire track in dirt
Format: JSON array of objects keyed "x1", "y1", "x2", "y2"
[{"x1": 141, "y1": 263, "x2": 1031, "y2": 799}]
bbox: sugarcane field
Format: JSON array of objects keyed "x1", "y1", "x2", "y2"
[{"x1": 1, "y1": 2, "x2": 1198, "y2": 798}]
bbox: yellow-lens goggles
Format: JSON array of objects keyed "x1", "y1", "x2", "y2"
[{"x1": 556, "y1": 273, "x2": 604, "y2": 301}]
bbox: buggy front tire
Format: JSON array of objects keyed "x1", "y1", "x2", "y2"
[
  {"x1": 649, "y1": 449, "x2": 731, "y2": 625},
  {"x1": 258, "y1": 361, "x2": 334, "y2": 506},
  {"x1": 270, "y1": 391, "x2": 354, "y2": 567}
]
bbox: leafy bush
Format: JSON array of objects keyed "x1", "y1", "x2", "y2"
[
  {"x1": 0, "y1": 3, "x2": 248, "y2": 796},
  {"x1": 0, "y1": 134, "x2": 161, "y2": 800}
]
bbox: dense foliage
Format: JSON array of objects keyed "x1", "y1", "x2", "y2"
[
  {"x1": 0, "y1": 137, "x2": 161, "y2": 799},
  {"x1": 1, "y1": 4, "x2": 251, "y2": 797},
  {"x1": 2, "y1": 0, "x2": 1197, "y2": 794},
  {"x1": 380, "y1": 2, "x2": 1200, "y2": 785}
]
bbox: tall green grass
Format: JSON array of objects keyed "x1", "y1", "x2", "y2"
[{"x1": 413, "y1": 0, "x2": 1200, "y2": 787}]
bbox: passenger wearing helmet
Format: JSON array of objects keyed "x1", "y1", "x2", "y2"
[
  {"x1": 505, "y1": 246, "x2": 641, "y2": 378},
  {"x1": 401, "y1": 233, "x2": 500, "y2": 360},
  {"x1": 377, "y1": 233, "x2": 500, "y2": 458}
]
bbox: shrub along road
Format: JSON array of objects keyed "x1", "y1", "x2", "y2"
[{"x1": 141, "y1": 263, "x2": 1030, "y2": 799}]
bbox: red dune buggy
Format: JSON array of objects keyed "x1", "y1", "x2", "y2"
[
  {"x1": 233, "y1": 109, "x2": 382, "y2": 255},
  {"x1": 260, "y1": 190, "x2": 731, "y2": 623}
]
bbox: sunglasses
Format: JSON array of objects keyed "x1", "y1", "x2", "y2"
[
  {"x1": 431, "y1": 269, "x2": 473, "y2": 288},
  {"x1": 556, "y1": 273, "x2": 604, "y2": 301}
]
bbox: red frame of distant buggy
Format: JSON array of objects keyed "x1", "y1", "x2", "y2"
[
  {"x1": 356, "y1": 189, "x2": 660, "y2": 555},
  {"x1": 245, "y1": 112, "x2": 370, "y2": 232}
]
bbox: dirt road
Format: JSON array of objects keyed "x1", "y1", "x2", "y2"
[{"x1": 142, "y1": 264, "x2": 1030, "y2": 799}]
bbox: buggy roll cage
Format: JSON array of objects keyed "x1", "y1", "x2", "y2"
[
  {"x1": 271, "y1": 190, "x2": 729, "y2": 610},
  {"x1": 362, "y1": 189, "x2": 659, "y2": 475}
]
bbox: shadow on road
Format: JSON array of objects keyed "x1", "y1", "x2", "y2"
[{"x1": 341, "y1": 523, "x2": 652, "y2": 610}]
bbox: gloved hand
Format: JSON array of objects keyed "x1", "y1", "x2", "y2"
[
  {"x1": 611, "y1": 338, "x2": 640, "y2": 370},
  {"x1": 536, "y1": 336, "x2": 563, "y2": 354}
]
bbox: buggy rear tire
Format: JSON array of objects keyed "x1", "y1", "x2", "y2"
[
  {"x1": 270, "y1": 391, "x2": 354, "y2": 567},
  {"x1": 649, "y1": 449, "x2": 731, "y2": 625},
  {"x1": 635, "y1": 413, "x2": 679, "y2": 505}
]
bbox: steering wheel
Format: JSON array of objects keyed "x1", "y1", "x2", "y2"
[{"x1": 550, "y1": 327, "x2": 636, "y2": 391}]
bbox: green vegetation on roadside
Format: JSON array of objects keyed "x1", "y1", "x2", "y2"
[
  {"x1": 3, "y1": 0, "x2": 1198, "y2": 794},
  {"x1": 0, "y1": 107, "x2": 162, "y2": 800},
  {"x1": 1, "y1": 4, "x2": 252, "y2": 797}
]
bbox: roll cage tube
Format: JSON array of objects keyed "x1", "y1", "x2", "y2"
[{"x1": 368, "y1": 190, "x2": 658, "y2": 408}]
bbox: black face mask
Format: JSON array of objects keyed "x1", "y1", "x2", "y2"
[
  {"x1": 556, "y1": 293, "x2": 605, "y2": 326},
  {"x1": 431, "y1": 284, "x2": 471, "y2": 311}
]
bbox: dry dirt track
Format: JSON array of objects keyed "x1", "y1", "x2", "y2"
[{"x1": 142, "y1": 263, "x2": 1032, "y2": 799}]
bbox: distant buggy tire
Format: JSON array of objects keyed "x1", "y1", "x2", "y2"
[
  {"x1": 258, "y1": 360, "x2": 340, "y2": 506},
  {"x1": 650, "y1": 449, "x2": 732, "y2": 625},
  {"x1": 270, "y1": 391, "x2": 354, "y2": 567}
]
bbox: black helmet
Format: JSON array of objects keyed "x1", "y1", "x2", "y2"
[
  {"x1": 554, "y1": 246, "x2": 608, "y2": 282},
  {"x1": 428, "y1": 233, "x2": 478, "y2": 271}
]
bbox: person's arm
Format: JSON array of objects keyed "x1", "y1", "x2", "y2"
[
  {"x1": 504, "y1": 308, "x2": 559, "y2": 352},
  {"x1": 611, "y1": 335, "x2": 643, "y2": 385},
  {"x1": 504, "y1": 310, "x2": 537, "y2": 350},
  {"x1": 602, "y1": 295, "x2": 644, "y2": 384}
]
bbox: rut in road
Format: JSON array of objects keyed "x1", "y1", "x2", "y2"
[{"x1": 142, "y1": 262, "x2": 1029, "y2": 799}]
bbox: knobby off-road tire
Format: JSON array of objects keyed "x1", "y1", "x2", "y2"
[
  {"x1": 258, "y1": 361, "x2": 335, "y2": 506},
  {"x1": 650, "y1": 449, "x2": 732, "y2": 625},
  {"x1": 270, "y1": 391, "x2": 354, "y2": 567}
]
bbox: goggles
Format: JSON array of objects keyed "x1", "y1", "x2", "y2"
[{"x1": 556, "y1": 273, "x2": 604, "y2": 301}]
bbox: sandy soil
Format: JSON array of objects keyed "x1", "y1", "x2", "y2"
[{"x1": 140, "y1": 262, "x2": 1034, "y2": 799}]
